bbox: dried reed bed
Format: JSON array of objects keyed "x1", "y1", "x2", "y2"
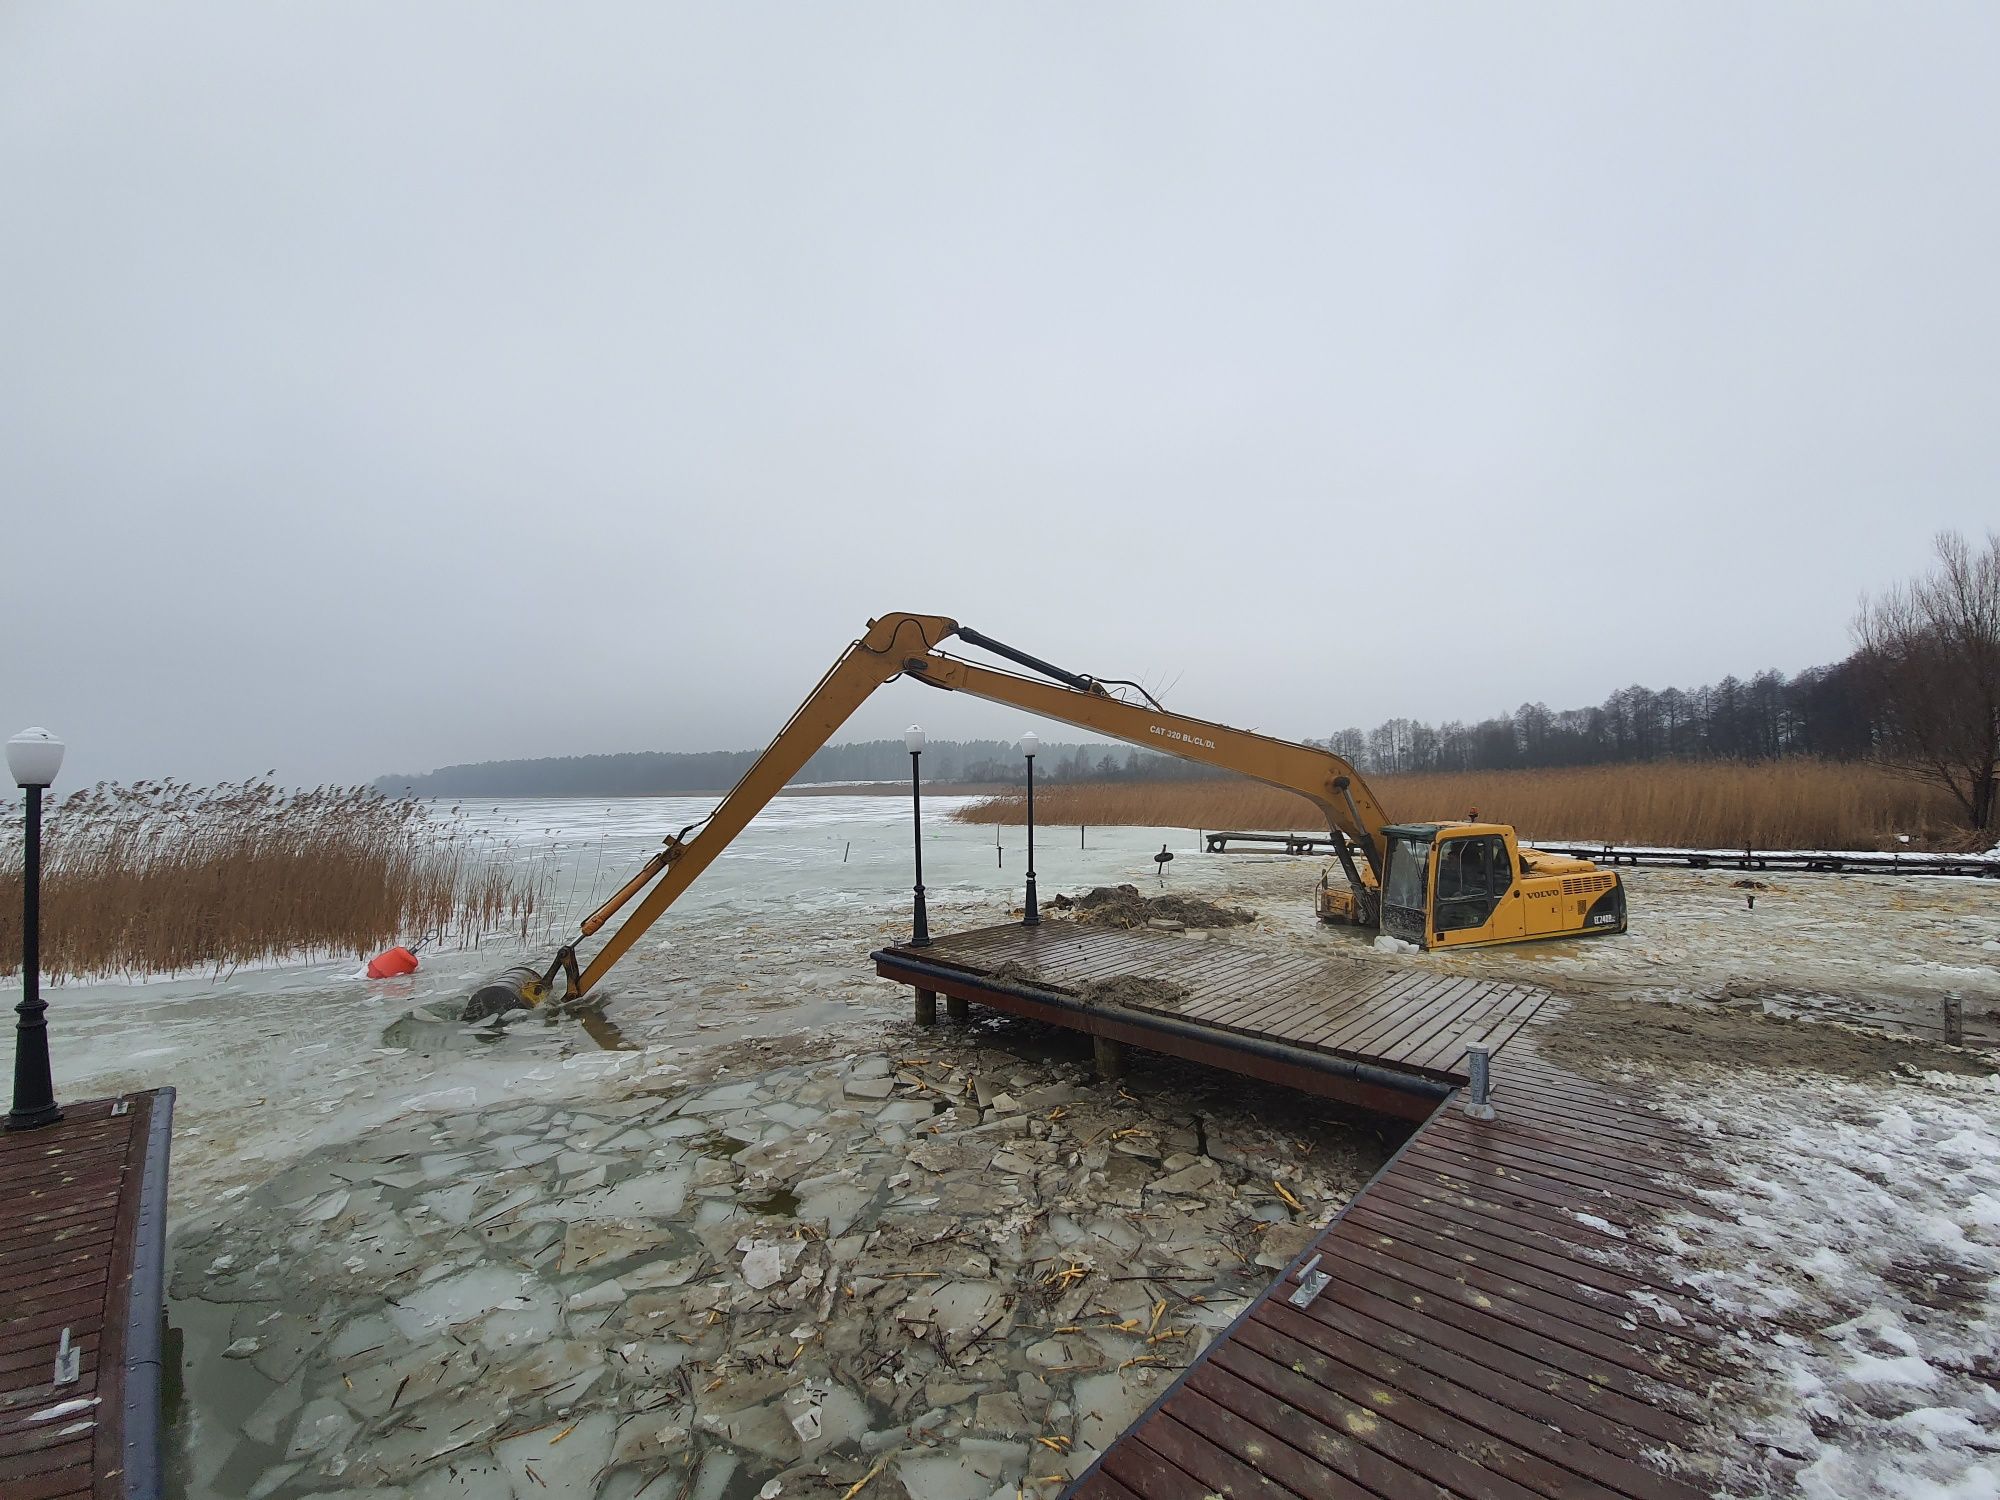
[
  {"x1": 956, "y1": 761, "x2": 1961, "y2": 850},
  {"x1": 0, "y1": 779, "x2": 555, "y2": 980}
]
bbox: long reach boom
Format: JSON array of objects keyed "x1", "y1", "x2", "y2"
[{"x1": 533, "y1": 612, "x2": 1392, "y2": 999}]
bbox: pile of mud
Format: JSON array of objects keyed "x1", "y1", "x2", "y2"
[
  {"x1": 984, "y1": 960, "x2": 1190, "y2": 1011},
  {"x1": 1080, "y1": 974, "x2": 1191, "y2": 1010},
  {"x1": 1055, "y1": 884, "x2": 1256, "y2": 931}
]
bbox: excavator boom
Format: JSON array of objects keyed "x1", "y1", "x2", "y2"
[{"x1": 544, "y1": 612, "x2": 1394, "y2": 998}]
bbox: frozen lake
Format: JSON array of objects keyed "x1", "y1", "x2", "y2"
[{"x1": 21, "y1": 792, "x2": 1261, "y2": 1208}]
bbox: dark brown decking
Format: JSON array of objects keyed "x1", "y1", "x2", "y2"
[
  {"x1": 873, "y1": 924, "x2": 1726, "y2": 1499},
  {"x1": 0, "y1": 1090, "x2": 174, "y2": 1500},
  {"x1": 875, "y1": 923, "x2": 1550, "y2": 1120}
]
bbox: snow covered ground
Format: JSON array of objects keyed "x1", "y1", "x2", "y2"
[{"x1": 1602, "y1": 1062, "x2": 2000, "y2": 1498}]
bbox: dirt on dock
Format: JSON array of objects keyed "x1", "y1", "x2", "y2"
[{"x1": 1056, "y1": 884, "x2": 1256, "y2": 931}]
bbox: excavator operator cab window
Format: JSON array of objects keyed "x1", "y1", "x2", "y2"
[
  {"x1": 1434, "y1": 834, "x2": 1513, "y2": 934},
  {"x1": 1379, "y1": 833, "x2": 1432, "y2": 946}
]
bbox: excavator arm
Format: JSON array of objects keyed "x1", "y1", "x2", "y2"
[{"x1": 540, "y1": 612, "x2": 1392, "y2": 999}]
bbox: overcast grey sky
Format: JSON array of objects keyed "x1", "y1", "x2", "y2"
[{"x1": 3, "y1": 4, "x2": 1995, "y2": 789}]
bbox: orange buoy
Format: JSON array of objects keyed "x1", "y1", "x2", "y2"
[{"x1": 366, "y1": 945, "x2": 419, "y2": 979}]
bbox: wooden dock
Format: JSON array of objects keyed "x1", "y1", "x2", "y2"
[
  {"x1": 876, "y1": 923, "x2": 1550, "y2": 1118},
  {"x1": 873, "y1": 925, "x2": 1725, "y2": 1499},
  {"x1": 0, "y1": 1090, "x2": 175, "y2": 1500}
]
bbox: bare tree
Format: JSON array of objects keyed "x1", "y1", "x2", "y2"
[{"x1": 1854, "y1": 531, "x2": 2000, "y2": 833}]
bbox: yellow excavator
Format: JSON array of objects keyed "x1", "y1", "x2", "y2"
[{"x1": 510, "y1": 612, "x2": 1624, "y2": 1004}]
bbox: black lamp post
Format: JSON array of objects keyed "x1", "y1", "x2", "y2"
[
  {"x1": 905, "y1": 725, "x2": 930, "y2": 947},
  {"x1": 7, "y1": 727, "x2": 65, "y2": 1132},
  {"x1": 1020, "y1": 730, "x2": 1040, "y2": 926}
]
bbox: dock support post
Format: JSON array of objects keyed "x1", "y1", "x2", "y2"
[
  {"x1": 1463, "y1": 1041, "x2": 1496, "y2": 1120},
  {"x1": 914, "y1": 989, "x2": 937, "y2": 1026},
  {"x1": 1092, "y1": 1034, "x2": 1126, "y2": 1080},
  {"x1": 945, "y1": 995, "x2": 969, "y2": 1022}
]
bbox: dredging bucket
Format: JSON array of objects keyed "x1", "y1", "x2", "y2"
[{"x1": 463, "y1": 964, "x2": 550, "y2": 1021}]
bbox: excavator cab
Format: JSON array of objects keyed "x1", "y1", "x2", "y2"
[{"x1": 1375, "y1": 823, "x2": 1626, "y2": 949}]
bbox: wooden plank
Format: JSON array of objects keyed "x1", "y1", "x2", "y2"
[
  {"x1": 1188, "y1": 956, "x2": 1376, "y2": 1032},
  {"x1": 1354, "y1": 1188, "x2": 1696, "y2": 1307},
  {"x1": 1160, "y1": 1381, "x2": 1380, "y2": 1499},
  {"x1": 1250, "y1": 1302, "x2": 1705, "y2": 1497},
  {"x1": 1268, "y1": 1274, "x2": 1701, "y2": 1450},
  {"x1": 1176, "y1": 976, "x2": 1356, "y2": 1042},
  {"x1": 1405, "y1": 985, "x2": 1549, "y2": 1072},
  {"x1": 1342, "y1": 1198, "x2": 1719, "y2": 1349},
  {"x1": 1327, "y1": 1212, "x2": 1725, "y2": 1376},
  {"x1": 91, "y1": 1093, "x2": 150, "y2": 1500},
  {"x1": 0, "y1": 1437, "x2": 93, "y2": 1484},
  {"x1": 1399, "y1": 1137, "x2": 1688, "y2": 1219},
  {"x1": 1096, "y1": 1431, "x2": 1220, "y2": 1499},
  {"x1": 9, "y1": 1460, "x2": 95, "y2": 1500},
  {"x1": 1365, "y1": 977, "x2": 1499, "y2": 1064},
  {"x1": 1134, "y1": 1404, "x2": 1338, "y2": 1499},
  {"x1": 1318, "y1": 1223, "x2": 1714, "y2": 1388},
  {"x1": 1309, "y1": 978, "x2": 1468, "y2": 1062},
  {"x1": 1193, "y1": 1351, "x2": 1556, "y2": 1500},
  {"x1": 1216, "y1": 1326, "x2": 1620, "y2": 1500},
  {"x1": 1423, "y1": 1118, "x2": 1704, "y2": 1203},
  {"x1": 1171, "y1": 955, "x2": 1343, "y2": 1029},
  {"x1": 1356, "y1": 975, "x2": 1491, "y2": 1060},
  {"x1": 0, "y1": 1092, "x2": 166, "y2": 1500},
  {"x1": 1424, "y1": 1106, "x2": 1722, "y2": 1185}
]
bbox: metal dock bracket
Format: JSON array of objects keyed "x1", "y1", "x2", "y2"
[{"x1": 1288, "y1": 1252, "x2": 1331, "y2": 1309}]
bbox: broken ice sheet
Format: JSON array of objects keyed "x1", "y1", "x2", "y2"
[
  {"x1": 298, "y1": 1188, "x2": 349, "y2": 1224},
  {"x1": 387, "y1": 1265, "x2": 536, "y2": 1339},
  {"x1": 740, "y1": 1239, "x2": 784, "y2": 1288}
]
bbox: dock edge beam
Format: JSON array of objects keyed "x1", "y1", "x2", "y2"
[{"x1": 871, "y1": 950, "x2": 1454, "y2": 1118}]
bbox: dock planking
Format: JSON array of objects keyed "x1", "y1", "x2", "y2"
[
  {"x1": 0, "y1": 1090, "x2": 174, "y2": 1500},
  {"x1": 873, "y1": 924, "x2": 1727, "y2": 1498},
  {"x1": 876, "y1": 923, "x2": 1550, "y2": 1091}
]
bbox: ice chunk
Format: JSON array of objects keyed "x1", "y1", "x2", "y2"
[
  {"x1": 285, "y1": 1396, "x2": 358, "y2": 1459},
  {"x1": 566, "y1": 1278, "x2": 625, "y2": 1311},
  {"x1": 340, "y1": 1340, "x2": 482, "y2": 1419},
  {"x1": 388, "y1": 1266, "x2": 534, "y2": 1339},
  {"x1": 242, "y1": 1381, "x2": 302, "y2": 1447},
  {"x1": 360, "y1": 1398, "x2": 503, "y2": 1478},
  {"x1": 1073, "y1": 1371, "x2": 1157, "y2": 1451},
  {"x1": 527, "y1": 1166, "x2": 690, "y2": 1222},
  {"x1": 688, "y1": 1449, "x2": 739, "y2": 1500},
  {"x1": 477, "y1": 1284, "x2": 561, "y2": 1349},
  {"x1": 494, "y1": 1409, "x2": 614, "y2": 1493},
  {"x1": 418, "y1": 1182, "x2": 480, "y2": 1225},
  {"x1": 896, "y1": 1440, "x2": 1030, "y2": 1500},
  {"x1": 300, "y1": 1189, "x2": 350, "y2": 1224},
  {"x1": 741, "y1": 1241, "x2": 784, "y2": 1289},
  {"x1": 797, "y1": 1183, "x2": 869, "y2": 1237}
]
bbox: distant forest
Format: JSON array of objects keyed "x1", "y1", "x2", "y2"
[
  {"x1": 1317, "y1": 661, "x2": 1872, "y2": 774},
  {"x1": 374, "y1": 662, "x2": 1865, "y2": 797},
  {"x1": 375, "y1": 535, "x2": 2000, "y2": 833},
  {"x1": 373, "y1": 739, "x2": 1189, "y2": 797}
]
